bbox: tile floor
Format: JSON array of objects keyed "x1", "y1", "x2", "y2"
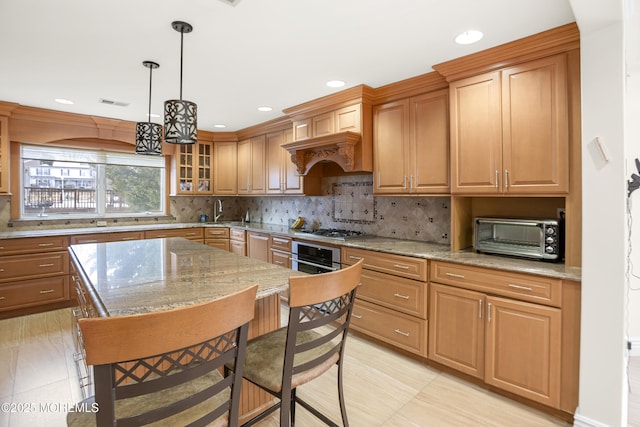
[{"x1": 0, "y1": 308, "x2": 635, "y2": 426}]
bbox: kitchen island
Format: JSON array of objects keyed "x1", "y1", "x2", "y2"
[{"x1": 69, "y1": 237, "x2": 305, "y2": 422}]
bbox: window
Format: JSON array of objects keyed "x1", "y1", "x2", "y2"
[{"x1": 21, "y1": 145, "x2": 165, "y2": 218}]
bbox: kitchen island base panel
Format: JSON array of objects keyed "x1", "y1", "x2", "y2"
[{"x1": 239, "y1": 293, "x2": 281, "y2": 422}]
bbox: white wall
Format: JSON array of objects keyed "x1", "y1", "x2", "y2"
[
  {"x1": 569, "y1": 0, "x2": 630, "y2": 426},
  {"x1": 628, "y1": 73, "x2": 640, "y2": 346},
  {"x1": 625, "y1": 0, "x2": 640, "y2": 346}
]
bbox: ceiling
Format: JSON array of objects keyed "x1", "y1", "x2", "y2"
[{"x1": 0, "y1": 0, "x2": 576, "y2": 133}]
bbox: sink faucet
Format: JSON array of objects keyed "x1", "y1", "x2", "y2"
[{"x1": 213, "y1": 199, "x2": 223, "y2": 223}]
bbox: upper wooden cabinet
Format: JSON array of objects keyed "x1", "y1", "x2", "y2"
[
  {"x1": 0, "y1": 116, "x2": 9, "y2": 193},
  {"x1": 173, "y1": 141, "x2": 214, "y2": 195},
  {"x1": 282, "y1": 85, "x2": 374, "y2": 175},
  {"x1": 266, "y1": 128, "x2": 321, "y2": 195},
  {"x1": 373, "y1": 89, "x2": 449, "y2": 194},
  {"x1": 238, "y1": 135, "x2": 266, "y2": 195},
  {"x1": 449, "y1": 54, "x2": 569, "y2": 195},
  {"x1": 213, "y1": 141, "x2": 237, "y2": 195}
]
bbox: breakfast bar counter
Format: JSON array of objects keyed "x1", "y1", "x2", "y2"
[
  {"x1": 68, "y1": 237, "x2": 304, "y2": 421},
  {"x1": 68, "y1": 237, "x2": 304, "y2": 317}
]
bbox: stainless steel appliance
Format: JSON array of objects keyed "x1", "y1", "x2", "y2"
[
  {"x1": 291, "y1": 240, "x2": 341, "y2": 274},
  {"x1": 473, "y1": 217, "x2": 563, "y2": 261},
  {"x1": 293, "y1": 228, "x2": 365, "y2": 241}
]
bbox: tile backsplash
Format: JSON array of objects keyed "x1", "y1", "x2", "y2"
[{"x1": 0, "y1": 174, "x2": 450, "y2": 244}]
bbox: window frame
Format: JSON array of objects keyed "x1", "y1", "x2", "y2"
[{"x1": 19, "y1": 144, "x2": 166, "y2": 220}]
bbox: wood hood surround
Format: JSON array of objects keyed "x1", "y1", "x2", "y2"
[{"x1": 281, "y1": 85, "x2": 375, "y2": 175}]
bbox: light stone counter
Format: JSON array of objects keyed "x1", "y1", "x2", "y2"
[
  {"x1": 4, "y1": 221, "x2": 581, "y2": 282},
  {"x1": 69, "y1": 237, "x2": 305, "y2": 317}
]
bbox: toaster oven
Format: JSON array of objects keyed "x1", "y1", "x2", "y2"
[{"x1": 473, "y1": 217, "x2": 563, "y2": 261}]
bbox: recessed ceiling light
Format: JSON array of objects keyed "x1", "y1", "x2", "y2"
[
  {"x1": 257, "y1": 106, "x2": 273, "y2": 112},
  {"x1": 213, "y1": 124, "x2": 227, "y2": 129},
  {"x1": 455, "y1": 30, "x2": 484, "y2": 45},
  {"x1": 326, "y1": 80, "x2": 345, "y2": 88},
  {"x1": 54, "y1": 98, "x2": 74, "y2": 105}
]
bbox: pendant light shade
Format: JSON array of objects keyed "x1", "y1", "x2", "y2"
[
  {"x1": 136, "y1": 61, "x2": 163, "y2": 155},
  {"x1": 164, "y1": 21, "x2": 197, "y2": 145}
]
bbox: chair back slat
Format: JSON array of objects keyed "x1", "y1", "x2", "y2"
[{"x1": 285, "y1": 259, "x2": 363, "y2": 380}]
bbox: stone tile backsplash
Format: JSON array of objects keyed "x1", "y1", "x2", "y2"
[{"x1": 1, "y1": 174, "x2": 450, "y2": 244}]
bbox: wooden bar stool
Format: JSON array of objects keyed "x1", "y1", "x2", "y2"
[
  {"x1": 67, "y1": 284, "x2": 258, "y2": 427},
  {"x1": 229, "y1": 259, "x2": 363, "y2": 427}
]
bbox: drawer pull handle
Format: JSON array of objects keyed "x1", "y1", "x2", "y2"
[
  {"x1": 508, "y1": 284, "x2": 533, "y2": 291},
  {"x1": 0, "y1": 296, "x2": 5, "y2": 300},
  {"x1": 445, "y1": 272, "x2": 465, "y2": 279},
  {"x1": 348, "y1": 255, "x2": 362, "y2": 260},
  {"x1": 38, "y1": 243, "x2": 54, "y2": 247},
  {"x1": 393, "y1": 293, "x2": 410, "y2": 300},
  {"x1": 352, "y1": 313, "x2": 363, "y2": 319},
  {"x1": 0, "y1": 269, "x2": 4, "y2": 272},
  {"x1": 394, "y1": 329, "x2": 410, "y2": 337},
  {"x1": 393, "y1": 264, "x2": 409, "y2": 270},
  {"x1": 479, "y1": 299, "x2": 483, "y2": 319},
  {"x1": 39, "y1": 263, "x2": 55, "y2": 268},
  {"x1": 274, "y1": 261, "x2": 284, "y2": 265},
  {"x1": 39, "y1": 289, "x2": 55, "y2": 294},
  {"x1": 121, "y1": 237, "x2": 137, "y2": 240}
]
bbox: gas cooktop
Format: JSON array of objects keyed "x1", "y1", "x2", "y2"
[{"x1": 293, "y1": 228, "x2": 366, "y2": 240}]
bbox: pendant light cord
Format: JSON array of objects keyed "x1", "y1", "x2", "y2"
[
  {"x1": 148, "y1": 65, "x2": 153, "y2": 124},
  {"x1": 179, "y1": 30, "x2": 184, "y2": 101}
]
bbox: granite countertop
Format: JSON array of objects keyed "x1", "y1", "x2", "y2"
[
  {"x1": 4, "y1": 220, "x2": 582, "y2": 282},
  {"x1": 69, "y1": 237, "x2": 306, "y2": 317}
]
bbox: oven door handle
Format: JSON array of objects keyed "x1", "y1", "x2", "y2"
[{"x1": 291, "y1": 256, "x2": 340, "y2": 271}]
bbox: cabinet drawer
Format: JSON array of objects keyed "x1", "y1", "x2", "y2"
[
  {"x1": 350, "y1": 299, "x2": 427, "y2": 356},
  {"x1": 271, "y1": 249, "x2": 291, "y2": 269},
  {"x1": 270, "y1": 235, "x2": 292, "y2": 252},
  {"x1": 0, "y1": 236, "x2": 68, "y2": 256},
  {"x1": 0, "y1": 275, "x2": 69, "y2": 311},
  {"x1": 205, "y1": 227, "x2": 230, "y2": 239},
  {"x1": 205, "y1": 240, "x2": 230, "y2": 251},
  {"x1": 358, "y1": 269, "x2": 427, "y2": 318},
  {"x1": 430, "y1": 261, "x2": 562, "y2": 307},
  {"x1": 230, "y1": 240, "x2": 246, "y2": 256},
  {"x1": 342, "y1": 247, "x2": 427, "y2": 281},
  {"x1": 230, "y1": 228, "x2": 246, "y2": 242},
  {"x1": 145, "y1": 228, "x2": 204, "y2": 240},
  {"x1": 70, "y1": 231, "x2": 144, "y2": 244},
  {"x1": 0, "y1": 252, "x2": 69, "y2": 282}
]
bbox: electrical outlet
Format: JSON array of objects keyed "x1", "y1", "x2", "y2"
[{"x1": 96, "y1": 220, "x2": 107, "y2": 227}]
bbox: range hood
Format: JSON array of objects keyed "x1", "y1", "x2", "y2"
[
  {"x1": 281, "y1": 85, "x2": 374, "y2": 176},
  {"x1": 282, "y1": 131, "x2": 363, "y2": 175}
]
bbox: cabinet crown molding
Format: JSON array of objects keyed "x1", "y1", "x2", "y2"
[{"x1": 433, "y1": 22, "x2": 580, "y2": 82}]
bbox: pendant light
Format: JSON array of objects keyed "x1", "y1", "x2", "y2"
[
  {"x1": 135, "y1": 61, "x2": 163, "y2": 155},
  {"x1": 164, "y1": 21, "x2": 197, "y2": 145}
]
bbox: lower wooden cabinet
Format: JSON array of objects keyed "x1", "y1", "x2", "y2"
[
  {"x1": 144, "y1": 227, "x2": 204, "y2": 242},
  {"x1": 342, "y1": 247, "x2": 428, "y2": 357},
  {"x1": 0, "y1": 235, "x2": 70, "y2": 313},
  {"x1": 247, "y1": 231, "x2": 269, "y2": 262},
  {"x1": 351, "y1": 299, "x2": 427, "y2": 356},
  {"x1": 428, "y1": 261, "x2": 575, "y2": 412},
  {"x1": 204, "y1": 227, "x2": 231, "y2": 251},
  {"x1": 69, "y1": 231, "x2": 144, "y2": 244},
  {"x1": 269, "y1": 235, "x2": 292, "y2": 269},
  {"x1": 230, "y1": 228, "x2": 246, "y2": 256}
]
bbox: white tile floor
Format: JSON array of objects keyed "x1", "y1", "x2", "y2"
[{"x1": 2, "y1": 308, "x2": 634, "y2": 426}]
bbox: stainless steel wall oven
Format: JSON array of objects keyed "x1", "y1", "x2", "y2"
[{"x1": 291, "y1": 241, "x2": 341, "y2": 274}]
